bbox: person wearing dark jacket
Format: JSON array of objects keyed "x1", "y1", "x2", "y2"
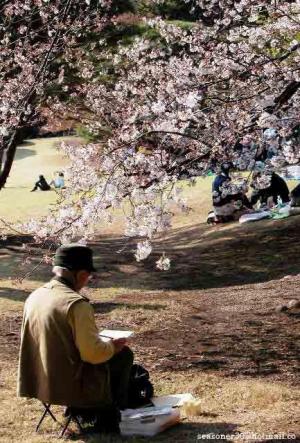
[
  {"x1": 250, "y1": 172, "x2": 290, "y2": 207},
  {"x1": 291, "y1": 183, "x2": 300, "y2": 207},
  {"x1": 212, "y1": 162, "x2": 251, "y2": 222},
  {"x1": 212, "y1": 162, "x2": 233, "y2": 205},
  {"x1": 31, "y1": 174, "x2": 51, "y2": 192}
]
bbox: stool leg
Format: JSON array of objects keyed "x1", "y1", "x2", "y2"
[
  {"x1": 59, "y1": 415, "x2": 72, "y2": 438},
  {"x1": 36, "y1": 403, "x2": 57, "y2": 432},
  {"x1": 36, "y1": 408, "x2": 48, "y2": 432}
]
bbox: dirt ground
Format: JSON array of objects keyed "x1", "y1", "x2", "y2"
[
  {"x1": 0, "y1": 215, "x2": 300, "y2": 442},
  {"x1": 1, "y1": 265, "x2": 299, "y2": 385}
]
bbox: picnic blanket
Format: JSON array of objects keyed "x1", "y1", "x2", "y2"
[
  {"x1": 239, "y1": 210, "x2": 271, "y2": 224},
  {"x1": 284, "y1": 165, "x2": 300, "y2": 180},
  {"x1": 239, "y1": 204, "x2": 293, "y2": 224}
]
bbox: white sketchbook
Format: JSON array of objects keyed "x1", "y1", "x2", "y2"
[{"x1": 99, "y1": 329, "x2": 134, "y2": 342}]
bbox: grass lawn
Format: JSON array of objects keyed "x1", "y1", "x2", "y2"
[
  {"x1": 0, "y1": 137, "x2": 70, "y2": 223},
  {"x1": 0, "y1": 138, "x2": 299, "y2": 442}
]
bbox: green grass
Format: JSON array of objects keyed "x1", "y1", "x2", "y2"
[
  {"x1": 1, "y1": 137, "x2": 297, "y2": 229},
  {"x1": 1, "y1": 137, "x2": 69, "y2": 223},
  {"x1": 1, "y1": 137, "x2": 212, "y2": 227}
]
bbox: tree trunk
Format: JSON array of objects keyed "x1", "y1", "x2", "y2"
[{"x1": 0, "y1": 129, "x2": 25, "y2": 190}]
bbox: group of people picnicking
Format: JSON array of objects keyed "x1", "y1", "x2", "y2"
[
  {"x1": 31, "y1": 171, "x2": 65, "y2": 192},
  {"x1": 211, "y1": 162, "x2": 300, "y2": 224}
]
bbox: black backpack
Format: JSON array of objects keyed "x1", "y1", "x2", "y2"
[{"x1": 127, "y1": 364, "x2": 154, "y2": 408}]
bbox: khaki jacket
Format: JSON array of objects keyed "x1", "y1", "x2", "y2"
[{"x1": 17, "y1": 279, "x2": 112, "y2": 407}]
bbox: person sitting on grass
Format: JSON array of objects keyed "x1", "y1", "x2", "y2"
[
  {"x1": 290, "y1": 183, "x2": 300, "y2": 207},
  {"x1": 212, "y1": 162, "x2": 252, "y2": 223},
  {"x1": 30, "y1": 174, "x2": 51, "y2": 192},
  {"x1": 17, "y1": 244, "x2": 134, "y2": 434},
  {"x1": 250, "y1": 170, "x2": 290, "y2": 208},
  {"x1": 50, "y1": 171, "x2": 65, "y2": 189}
]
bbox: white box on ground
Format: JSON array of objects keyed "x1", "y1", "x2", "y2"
[
  {"x1": 120, "y1": 406, "x2": 180, "y2": 437},
  {"x1": 99, "y1": 329, "x2": 134, "y2": 342}
]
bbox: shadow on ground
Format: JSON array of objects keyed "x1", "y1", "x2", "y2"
[
  {"x1": 91, "y1": 215, "x2": 300, "y2": 291},
  {"x1": 0, "y1": 235, "x2": 52, "y2": 284},
  {"x1": 0, "y1": 287, "x2": 29, "y2": 302},
  {"x1": 15, "y1": 147, "x2": 37, "y2": 161},
  {"x1": 1, "y1": 215, "x2": 300, "y2": 291},
  {"x1": 92, "y1": 301, "x2": 166, "y2": 314}
]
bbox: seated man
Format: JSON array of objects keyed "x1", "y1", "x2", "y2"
[
  {"x1": 31, "y1": 174, "x2": 51, "y2": 192},
  {"x1": 17, "y1": 244, "x2": 133, "y2": 433},
  {"x1": 250, "y1": 171, "x2": 290, "y2": 208},
  {"x1": 290, "y1": 183, "x2": 300, "y2": 207},
  {"x1": 212, "y1": 162, "x2": 251, "y2": 222}
]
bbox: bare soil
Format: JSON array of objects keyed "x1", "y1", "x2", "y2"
[{"x1": 1, "y1": 217, "x2": 299, "y2": 385}]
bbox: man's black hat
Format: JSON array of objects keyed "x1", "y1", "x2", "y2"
[{"x1": 54, "y1": 244, "x2": 96, "y2": 272}]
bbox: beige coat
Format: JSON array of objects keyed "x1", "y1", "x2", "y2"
[{"x1": 17, "y1": 280, "x2": 112, "y2": 408}]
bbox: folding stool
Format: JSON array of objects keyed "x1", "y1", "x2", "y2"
[{"x1": 36, "y1": 402, "x2": 84, "y2": 438}]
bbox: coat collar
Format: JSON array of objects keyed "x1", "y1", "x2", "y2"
[
  {"x1": 53, "y1": 276, "x2": 76, "y2": 291},
  {"x1": 46, "y1": 277, "x2": 90, "y2": 302}
]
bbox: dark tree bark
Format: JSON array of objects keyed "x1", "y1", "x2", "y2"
[{"x1": 0, "y1": 129, "x2": 27, "y2": 189}]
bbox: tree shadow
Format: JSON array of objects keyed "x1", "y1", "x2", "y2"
[
  {"x1": 15, "y1": 147, "x2": 37, "y2": 161},
  {"x1": 18, "y1": 140, "x2": 35, "y2": 146},
  {"x1": 1, "y1": 215, "x2": 300, "y2": 291},
  {"x1": 0, "y1": 235, "x2": 51, "y2": 281},
  {"x1": 90, "y1": 215, "x2": 300, "y2": 291},
  {"x1": 92, "y1": 301, "x2": 166, "y2": 314},
  {"x1": 0, "y1": 287, "x2": 29, "y2": 302}
]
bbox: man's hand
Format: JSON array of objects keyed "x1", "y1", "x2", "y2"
[{"x1": 112, "y1": 338, "x2": 127, "y2": 354}]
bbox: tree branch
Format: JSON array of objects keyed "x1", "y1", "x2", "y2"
[{"x1": 0, "y1": 0, "x2": 74, "y2": 190}]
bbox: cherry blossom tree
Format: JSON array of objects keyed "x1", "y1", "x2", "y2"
[
  {"x1": 3, "y1": 1, "x2": 300, "y2": 267},
  {"x1": 0, "y1": 0, "x2": 117, "y2": 189}
]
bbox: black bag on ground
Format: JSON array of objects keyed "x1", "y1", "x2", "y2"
[{"x1": 127, "y1": 364, "x2": 154, "y2": 408}]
